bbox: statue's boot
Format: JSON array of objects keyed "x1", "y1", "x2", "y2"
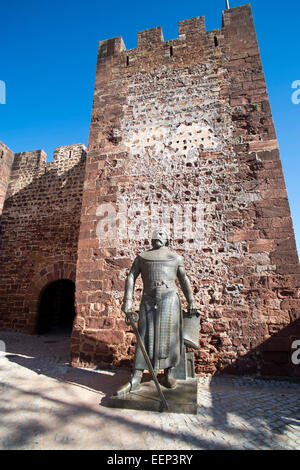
[
  {"x1": 164, "y1": 367, "x2": 177, "y2": 389},
  {"x1": 114, "y1": 369, "x2": 143, "y2": 397}
]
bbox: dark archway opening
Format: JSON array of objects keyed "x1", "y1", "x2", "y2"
[{"x1": 36, "y1": 279, "x2": 76, "y2": 335}]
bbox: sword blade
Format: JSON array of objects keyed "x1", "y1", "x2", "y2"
[{"x1": 128, "y1": 312, "x2": 169, "y2": 411}]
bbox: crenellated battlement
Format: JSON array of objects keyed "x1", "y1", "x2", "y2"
[
  {"x1": 97, "y1": 15, "x2": 208, "y2": 56},
  {"x1": 11, "y1": 144, "x2": 86, "y2": 172},
  {"x1": 53, "y1": 144, "x2": 87, "y2": 163},
  {"x1": 0, "y1": 141, "x2": 15, "y2": 215},
  {"x1": 1, "y1": 143, "x2": 87, "y2": 201},
  {"x1": 13, "y1": 149, "x2": 47, "y2": 171},
  {"x1": 96, "y1": 19, "x2": 209, "y2": 60},
  {"x1": 0, "y1": 141, "x2": 14, "y2": 169},
  {"x1": 137, "y1": 26, "x2": 164, "y2": 50},
  {"x1": 0, "y1": 141, "x2": 14, "y2": 159},
  {"x1": 178, "y1": 16, "x2": 206, "y2": 37},
  {"x1": 96, "y1": 4, "x2": 253, "y2": 63}
]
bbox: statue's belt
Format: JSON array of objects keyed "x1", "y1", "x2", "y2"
[
  {"x1": 144, "y1": 280, "x2": 177, "y2": 290},
  {"x1": 142, "y1": 288, "x2": 178, "y2": 305}
]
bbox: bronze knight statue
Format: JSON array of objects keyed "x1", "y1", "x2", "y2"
[{"x1": 116, "y1": 228, "x2": 198, "y2": 396}]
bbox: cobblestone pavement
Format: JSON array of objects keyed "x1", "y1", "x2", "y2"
[{"x1": 0, "y1": 330, "x2": 299, "y2": 450}]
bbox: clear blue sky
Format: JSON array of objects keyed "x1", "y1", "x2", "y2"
[{"x1": 0, "y1": 0, "x2": 299, "y2": 255}]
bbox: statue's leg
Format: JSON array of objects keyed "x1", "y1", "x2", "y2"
[
  {"x1": 114, "y1": 369, "x2": 144, "y2": 397},
  {"x1": 163, "y1": 367, "x2": 177, "y2": 389},
  {"x1": 131, "y1": 369, "x2": 143, "y2": 390}
]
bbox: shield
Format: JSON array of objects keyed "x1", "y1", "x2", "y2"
[{"x1": 183, "y1": 310, "x2": 201, "y2": 350}]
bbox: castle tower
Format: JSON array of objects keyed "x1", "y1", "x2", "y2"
[{"x1": 72, "y1": 4, "x2": 300, "y2": 376}]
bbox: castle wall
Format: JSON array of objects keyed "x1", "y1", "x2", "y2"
[
  {"x1": 0, "y1": 144, "x2": 86, "y2": 332},
  {"x1": 0, "y1": 141, "x2": 14, "y2": 215},
  {"x1": 72, "y1": 5, "x2": 300, "y2": 377}
]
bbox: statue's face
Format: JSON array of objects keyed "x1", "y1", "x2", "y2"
[{"x1": 151, "y1": 229, "x2": 169, "y2": 248}]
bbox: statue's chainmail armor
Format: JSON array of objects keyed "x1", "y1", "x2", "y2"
[{"x1": 130, "y1": 254, "x2": 184, "y2": 370}]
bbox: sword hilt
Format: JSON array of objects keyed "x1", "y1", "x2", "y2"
[{"x1": 125, "y1": 311, "x2": 139, "y2": 325}]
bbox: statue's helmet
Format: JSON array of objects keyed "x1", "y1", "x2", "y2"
[{"x1": 151, "y1": 228, "x2": 170, "y2": 247}]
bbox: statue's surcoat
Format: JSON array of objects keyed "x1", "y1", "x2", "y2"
[{"x1": 133, "y1": 250, "x2": 184, "y2": 370}]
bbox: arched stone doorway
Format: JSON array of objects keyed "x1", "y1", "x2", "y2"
[{"x1": 36, "y1": 279, "x2": 76, "y2": 335}]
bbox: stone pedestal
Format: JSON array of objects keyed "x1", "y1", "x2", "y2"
[{"x1": 107, "y1": 378, "x2": 198, "y2": 414}]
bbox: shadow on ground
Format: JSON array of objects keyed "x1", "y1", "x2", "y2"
[
  {"x1": 1, "y1": 329, "x2": 131, "y2": 398},
  {"x1": 1, "y1": 330, "x2": 300, "y2": 450}
]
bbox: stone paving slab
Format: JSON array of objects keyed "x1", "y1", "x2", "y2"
[{"x1": 0, "y1": 330, "x2": 300, "y2": 450}]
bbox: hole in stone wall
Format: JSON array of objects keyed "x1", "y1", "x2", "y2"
[
  {"x1": 214, "y1": 36, "x2": 219, "y2": 47},
  {"x1": 210, "y1": 335, "x2": 222, "y2": 350},
  {"x1": 126, "y1": 56, "x2": 129, "y2": 66},
  {"x1": 35, "y1": 279, "x2": 76, "y2": 335},
  {"x1": 69, "y1": 151, "x2": 72, "y2": 158},
  {"x1": 170, "y1": 46, "x2": 173, "y2": 57}
]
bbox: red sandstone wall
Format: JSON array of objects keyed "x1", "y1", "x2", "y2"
[
  {"x1": 0, "y1": 144, "x2": 86, "y2": 332},
  {"x1": 69, "y1": 5, "x2": 298, "y2": 377},
  {"x1": 0, "y1": 141, "x2": 14, "y2": 216}
]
